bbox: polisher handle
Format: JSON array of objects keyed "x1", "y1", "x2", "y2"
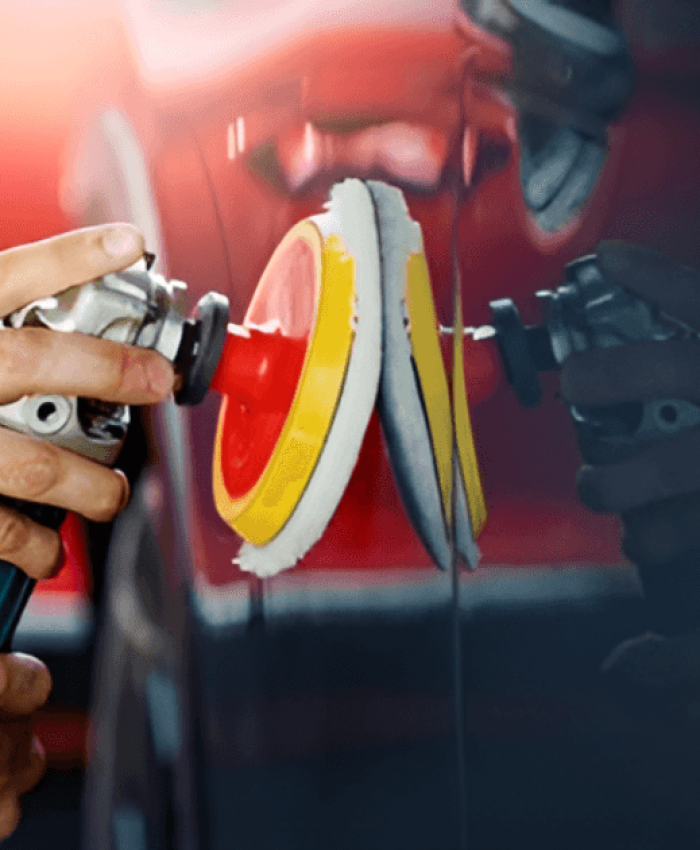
[{"x1": 0, "y1": 500, "x2": 66, "y2": 652}]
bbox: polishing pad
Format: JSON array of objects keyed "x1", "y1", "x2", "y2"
[
  {"x1": 368, "y1": 180, "x2": 485, "y2": 569},
  {"x1": 451, "y1": 263, "x2": 488, "y2": 568},
  {"x1": 211, "y1": 179, "x2": 382, "y2": 577}
]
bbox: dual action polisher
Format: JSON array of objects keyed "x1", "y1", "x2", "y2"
[{"x1": 211, "y1": 179, "x2": 488, "y2": 576}]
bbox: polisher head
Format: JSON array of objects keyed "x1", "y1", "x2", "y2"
[
  {"x1": 368, "y1": 180, "x2": 486, "y2": 569},
  {"x1": 211, "y1": 179, "x2": 382, "y2": 577},
  {"x1": 210, "y1": 178, "x2": 485, "y2": 576}
]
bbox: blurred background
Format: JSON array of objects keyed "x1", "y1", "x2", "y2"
[{"x1": 2, "y1": 0, "x2": 700, "y2": 848}]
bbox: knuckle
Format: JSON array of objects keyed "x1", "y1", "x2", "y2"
[
  {"x1": 30, "y1": 667, "x2": 52, "y2": 709},
  {"x1": 41, "y1": 536, "x2": 64, "y2": 581},
  {"x1": 102, "y1": 345, "x2": 132, "y2": 399},
  {"x1": 15, "y1": 444, "x2": 61, "y2": 500},
  {"x1": 0, "y1": 513, "x2": 30, "y2": 560},
  {"x1": 15, "y1": 528, "x2": 61, "y2": 583},
  {"x1": 0, "y1": 330, "x2": 44, "y2": 385},
  {"x1": 12, "y1": 660, "x2": 52, "y2": 712}
]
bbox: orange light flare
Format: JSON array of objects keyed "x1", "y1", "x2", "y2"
[
  {"x1": 0, "y1": 0, "x2": 136, "y2": 248},
  {"x1": 0, "y1": 0, "x2": 128, "y2": 132}
]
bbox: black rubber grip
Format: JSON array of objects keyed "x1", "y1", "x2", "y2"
[{"x1": 0, "y1": 499, "x2": 66, "y2": 652}]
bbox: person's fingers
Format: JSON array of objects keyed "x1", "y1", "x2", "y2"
[
  {"x1": 0, "y1": 721, "x2": 32, "y2": 779},
  {"x1": 0, "y1": 328, "x2": 175, "y2": 406},
  {"x1": 0, "y1": 502, "x2": 63, "y2": 581},
  {"x1": 0, "y1": 792, "x2": 20, "y2": 841},
  {"x1": 560, "y1": 339, "x2": 700, "y2": 406},
  {"x1": 621, "y1": 491, "x2": 700, "y2": 566},
  {"x1": 10, "y1": 736, "x2": 46, "y2": 796},
  {"x1": 596, "y1": 240, "x2": 700, "y2": 331},
  {"x1": 0, "y1": 722, "x2": 45, "y2": 793},
  {"x1": 576, "y1": 425, "x2": 700, "y2": 514},
  {"x1": 0, "y1": 224, "x2": 145, "y2": 316},
  {"x1": 0, "y1": 429, "x2": 130, "y2": 523},
  {"x1": 0, "y1": 655, "x2": 51, "y2": 716}
]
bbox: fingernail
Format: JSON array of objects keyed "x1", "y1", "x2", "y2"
[
  {"x1": 146, "y1": 357, "x2": 175, "y2": 398},
  {"x1": 102, "y1": 226, "x2": 140, "y2": 259},
  {"x1": 120, "y1": 484, "x2": 131, "y2": 512},
  {"x1": 31, "y1": 737, "x2": 45, "y2": 760},
  {"x1": 115, "y1": 471, "x2": 131, "y2": 512}
]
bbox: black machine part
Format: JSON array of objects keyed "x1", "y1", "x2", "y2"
[
  {"x1": 489, "y1": 255, "x2": 700, "y2": 460},
  {"x1": 0, "y1": 267, "x2": 230, "y2": 650},
  {"x1": 459, "y1": 0, "x2": 634, "y2": 233},
  {"x1": 174, "y1": 292, "x2": 230, "y2": 407},
  {"x1": 460, "y1": 0, "x2": 634, "y2": 130},
  {"x1": 489, "y1": 255, "x2": 700, "y2": 636}
]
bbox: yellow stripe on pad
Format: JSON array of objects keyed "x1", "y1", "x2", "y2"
[
  {"x1": 212, "y1": 223, "x2": 357, "y2": 546},
  {"x1": 405, "y1": 252, "x2": 453, "y2": 528},
  {"x1": 452, "y1": 280, "x2": 488, "y2": 538}
]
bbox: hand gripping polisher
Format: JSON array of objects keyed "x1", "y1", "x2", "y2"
[
  {"x1": 0, "y1": 180, "x2": 388, "y2": 646},
  {"x1": 477, "y1": 252, "x2": 700, "y2": 459},
  {"x1": 0, "y1": 257, "x2": 230, "y2": 650}
]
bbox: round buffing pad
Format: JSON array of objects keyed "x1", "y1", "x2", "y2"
[
  {"x1": 368, "y1": 181, "x2": 452, "y2": 569},
  {"x1": 368, "y1": 180, "x2": 486, "y2": 569},
  {"x1": 211, "y1": 179, "x2": 382, "y2": 577},
  {"x1": 451, "y1": 262, "x2": 488, "y2": 568}
]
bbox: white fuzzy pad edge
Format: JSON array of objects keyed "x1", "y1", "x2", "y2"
[{"x1": 236, "y1": 180, "x2": 382, "y2": 577}]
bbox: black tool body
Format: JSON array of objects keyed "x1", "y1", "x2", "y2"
[{"x1": 0, "y1": 502, "x2": 66, "y2": 652}]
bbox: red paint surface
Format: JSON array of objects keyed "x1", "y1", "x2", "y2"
[{"x1": 51, "y1": 513, "x2": 91, "y2": 596}]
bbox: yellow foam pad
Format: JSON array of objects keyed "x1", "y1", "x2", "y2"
[
  {"x1": 405, "y1": 251, "x2": 454, "y2": 529},
  {"x1": 452, "y1": 277, "x2": 488, "y2": 538},
  {"x1": 212, "y1": 221, "x2": 357, "y2": 546}
]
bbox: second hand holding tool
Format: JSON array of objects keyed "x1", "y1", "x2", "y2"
[{"x1": 463, "y1": 254, "x2": 700, "y2": 461}]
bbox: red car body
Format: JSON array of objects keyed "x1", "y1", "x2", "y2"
[{"x1": 2, "y1": 0, "x2": 700, "y2": 841}]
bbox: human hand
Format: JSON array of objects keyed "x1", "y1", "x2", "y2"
[
  {"x1": 560, "y1": 239, "x2": 700, "y2": 646},
  {"x1": 0, "y1": 653, "x2": 52, "y2": 840},
  {"x1": 560, "y1": 240, "x2": 700, "y2": 569},
  {"x1": 0, "y1": 223, "x2": 175, "y2": 582},
  {"x1": 0, "y1": 224, "x2": 176, "y2": 840}
]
